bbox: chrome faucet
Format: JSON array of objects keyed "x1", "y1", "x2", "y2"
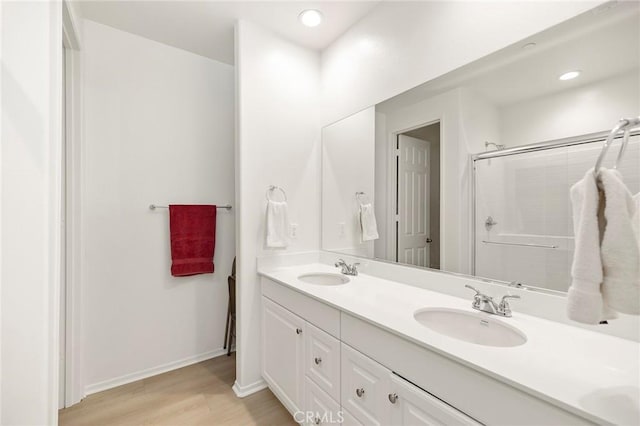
[
  {"x1": 465, "y1": 285, "x2": 520, "y2": 317},
  {"x1": 335, "y1": 259, "x2": 359, "y2": 276}
]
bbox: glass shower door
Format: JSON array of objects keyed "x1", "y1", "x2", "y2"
[{"x1": 473, "y1": 134, "x2": 640, "y2": 293}]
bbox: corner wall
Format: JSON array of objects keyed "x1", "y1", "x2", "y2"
[
  {"x1": 81, "y1": 20, "x2": 235, "y2": 392},
  {"x1": 235, "y1": 20, "x2": 320, "y2": 394},
  {"x1": 1, "y1": 1, "x2": 62, "y2": 424}
]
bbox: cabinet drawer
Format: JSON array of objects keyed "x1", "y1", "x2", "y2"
[
  {"x1": 341, "y1": 343, "x2": 390, "y2": 426},
  {"x1": 340, "y1": 409, "x2": 364, "y2": 426},
  {"x1": 262, "y1": 277, "x2": 340, "y2": 338},
  {"x1": 305, "y1": 322, "x2": 341, "y2": 403},
  {"x1": 389, "y1": 373, "x2": 480, "y2": 426},
  {"x1": 304, "y1": 377, "x2": 342, "y2": 426}
]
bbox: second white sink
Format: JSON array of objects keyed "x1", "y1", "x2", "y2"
[
  {"x1": 414, "y1": 308, "x2": 527, "y2": 347},
  {"x1": 298, "y1": 273, "x2": 350, "y2": 286}
]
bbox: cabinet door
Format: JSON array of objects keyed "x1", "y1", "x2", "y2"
[
  {"x1": 304, "y1": 377, "x2": 343, "y2": 426},
  {"x1": 341, "y1": 344, "x2": 391, "y2": 425},
  {"x1": 305, "y1": 322, "x2": 341, "y2": 402},
  {"x1": 389, "y1": 373, "x2": 480, "y2": 425},
  {"x1": 340, "y1": 408, "x2": 365, "y2": 426},
  {"x1": 262, "y1": 297, "x2": 306, "y2": 414}
]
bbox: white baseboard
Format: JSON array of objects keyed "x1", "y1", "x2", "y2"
[
  {"x1": 85, "y1": 348, "x2": 227, "y2": 395},
  {"x1": 232, "y1": 378, "x2": 268, "y2": 398}
]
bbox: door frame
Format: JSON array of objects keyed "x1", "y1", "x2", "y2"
[
  {"x1": 62, "y1": 0, "x2": 84, "y2": 408},
  {"x1": 385, "y1": 119, "x2": 442, "y2": 266}
]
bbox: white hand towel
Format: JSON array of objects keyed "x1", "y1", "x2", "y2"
[
  {"x1": 599, "y1": 169, "x2": 640, "y2": 315},
  {"x1": 266, "y1": 200, "x2": 289, "y2": 248},
  {"x1": 567, "y1": 168, "x2": 617, "y2": 324},
  {"x1": 359, "y1": 203, "x2": 379, "y2": 242}
]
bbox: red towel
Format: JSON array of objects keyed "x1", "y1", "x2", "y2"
[{"x1": 169, "y1": 205, "x2": 217, "y2": 277}]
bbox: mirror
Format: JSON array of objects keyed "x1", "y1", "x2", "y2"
[{"x1": 321, "y1": 3, "x2": 640, "y2": 294}]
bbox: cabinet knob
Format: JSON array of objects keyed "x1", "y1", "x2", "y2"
[
  {"x1": 355, "y1": 388, "x2": 365, "y2": 398},
  {"x1": 388, "y1": 393, "x2": 399, "y2": 404},
  {"x1": 314, "y1": 357, "x2": 322, "y2": 365},
  {"x1": 314, "y1": 417, "x2": 321, "y2": 425},
  {"x1": 296, "y1": 328, "x2": 302, "y2": 335}
]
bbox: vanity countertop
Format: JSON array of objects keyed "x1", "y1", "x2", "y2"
[{"x1": 258, "y1": 263, "x2": 640, "y2": 425}]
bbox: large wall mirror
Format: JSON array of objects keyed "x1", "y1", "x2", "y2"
[{"x1": 321, "y1": 2, "x2": 640, "y2": 294}]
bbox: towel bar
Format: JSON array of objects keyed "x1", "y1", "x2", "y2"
[
  {"x1": 481, "y1": 240, "x2": 558, "y2": 249},
  {"x1": 149, "y1": 204, "x2": 232, "y2": 210}
]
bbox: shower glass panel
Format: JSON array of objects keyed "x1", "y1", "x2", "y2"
[{"x1": 473, "y1": 133, "x2": 640, "y2": 293}]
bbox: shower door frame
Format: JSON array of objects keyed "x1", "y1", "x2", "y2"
[{"x1": 469, "y1": 128, "x2": 640, "y2": 276}]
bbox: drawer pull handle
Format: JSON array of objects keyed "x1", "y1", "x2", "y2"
[
  {"x1": 314, "y1": 417, "x2": 321, "y2": 425},
  {"x1": 296, "y1": 328, "x2": 302, "y2": 335},
  {"x1": 314, "y1": 357, "x2": 322, "y2": 365},
  {"x1": 388, "y1": 393, "x2": 399, "y2": 404},
  {"x1": 355, "y1": 388, "x2": 365, "y2": 398}
]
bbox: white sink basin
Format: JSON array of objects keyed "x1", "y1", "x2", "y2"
[
  {"x1": 414, "y1": 308, "x2": 527, "y2": 347},
  {"x1": 298, "y1": 273, "x2": 350, "y2": 286}
]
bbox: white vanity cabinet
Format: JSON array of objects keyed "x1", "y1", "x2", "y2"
[
  {"x1": 262, "y1": 278, "x2": 479, "y2": 425},
  {"x1": 262, "y1": 285, "x2": 343, "y2": 423},
  {"x1": 261, "y1": 276, "x2": 594, "y2": 426}
]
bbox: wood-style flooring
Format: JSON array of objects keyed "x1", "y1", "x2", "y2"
[{"x1": 59, "y1": 354, "x2": 296, "y2": 426}]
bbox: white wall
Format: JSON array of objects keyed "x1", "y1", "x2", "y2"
[
  {"x1": 373, "y1": 111, "x2": 387, "y2": 260},
  {"x1": 322, "y1": 107, "x2": 375, "y2": 256},
  {"x1": 320, "y1": 1, "x2": 601, "y2": 126},
  {"x1": 1, "y1": 1, "x2": 62, "y2": 424},
  {"x1": 81, "y1": 20, "x2": 235, "y2": 392},
  {"x1": 235, "y1": 20, "x2": 320, "y2": 395},
  {"x1": 459, "y1": 88, "x2": 501, "y2": 155},
  {"x1": 500, "y1": 70, "x2": 640, "y2": 146}
]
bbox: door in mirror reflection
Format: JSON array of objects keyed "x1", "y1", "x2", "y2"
[{"x1": 395, "y1": 126, "x2": 440, "y2": 269}]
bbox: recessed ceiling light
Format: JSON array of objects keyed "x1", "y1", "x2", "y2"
[
  {"x1": 299, "y1": 9, "x2": 323, "y2": 27},
  {"x1": 559, "y1": 70, "x2": 581, "y2": 81}
]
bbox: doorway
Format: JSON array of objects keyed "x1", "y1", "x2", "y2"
[
  {"x1": 60, "y1": 0, "x2": 82, "y2": 409},
  {"x1": 394, "y1": 122, "x2": 440, "y2": 269},
  {"x1": 59, "y1": 41, "x2": 67, "y2": 410}
]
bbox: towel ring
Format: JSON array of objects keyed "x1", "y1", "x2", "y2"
[
  {"x1": 266, "y1": 185, "x2": 287, "y2": 202},
  {"x1": 594, "y1": 116, "x2": 640, "y2": 177},
  {"x1": 355, "y1": 192, "x2": 369, "y2": 206}
]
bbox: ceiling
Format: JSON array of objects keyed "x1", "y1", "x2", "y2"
[
  {"x1": 378, "y1": 1, "x2": 640, "y2": 112},
  {"x1": 76, "y1": 1, "x2": 380, "y2": 65}
]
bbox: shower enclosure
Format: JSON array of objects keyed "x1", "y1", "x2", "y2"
[{"x1": 472, "y1": 131, "x2": 640, "y2": 293}]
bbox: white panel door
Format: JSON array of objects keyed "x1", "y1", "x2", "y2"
[
  {"x1": 262, "y1": 297, "x2": 306, "y2": 413},
  {"x1": 397, "y1": 135, "x2": 431, "y2": 266},
  {"x1": 389, "y1": 374, "x2": 479, "y2": 425}
]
